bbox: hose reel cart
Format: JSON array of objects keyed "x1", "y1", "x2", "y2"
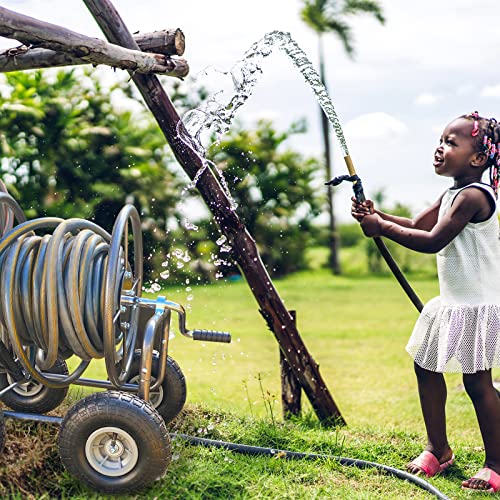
[{"x1": 0, "y1": 191, "x2": 231, "y2": 493}]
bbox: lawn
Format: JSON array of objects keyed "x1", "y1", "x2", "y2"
[{"x1": 2, "y1": 262, "x2": 498, "y2": 498}]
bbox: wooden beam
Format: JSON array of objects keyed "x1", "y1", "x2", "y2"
[
  {"x1": 280, "y1": 311, "x2": 302, "y2": 419},
  {"x1": 84, "y1": 0, "x2": 345, "y2": 425},
  {"x1": 0, "y1": 7, "x2": 188, "y2": 77},
  {"x1": 134, "y1": 29, "x2": 185, "y2": 56},
  {"x1": 0, "y1": 29, "x2": 185, "y2": 73}
]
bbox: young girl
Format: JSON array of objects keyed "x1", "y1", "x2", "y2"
[{"x1": 352, "y1": 112, "x2": 500, "y2": 493}]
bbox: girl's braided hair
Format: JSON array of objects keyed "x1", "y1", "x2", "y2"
[{"x1": 461, "y1": 111, "x2": 500, "y2": 196}]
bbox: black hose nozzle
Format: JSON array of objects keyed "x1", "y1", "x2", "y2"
[{"x1": 325, "y1": 174, "x2": 365, "y2": 202}]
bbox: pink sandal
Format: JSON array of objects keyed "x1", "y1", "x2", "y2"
[
  {"x1": 407, "y1": 450, "x2": 455, "y2": 477},
  {"x1": 462, "y1": 467, "x2": 500, "y2": 493}
]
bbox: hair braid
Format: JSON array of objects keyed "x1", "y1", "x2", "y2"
[{"x1": 462, "y1": 111, "x2": 500, "y2": 196}]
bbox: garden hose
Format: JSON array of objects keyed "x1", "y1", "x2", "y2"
[
  {"x1": 174, "y1": 433, "x2": 451, "y2": 500},
  {"x1": 0, "y1": 199, "x2": 143, "y2": 390},
  {"x1": 0, "y1": 193, "x2": 230, "y2": 398},
  {"x1": 327, "y1": 155, "x2": 424, "y2": 312}
]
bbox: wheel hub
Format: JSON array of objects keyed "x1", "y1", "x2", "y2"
[
  {"x1": 85, "y1": 426, "x2": 139, "y2": 477},
  {"x1": 6, "y1": 374, "x2": 43, "y2": 397},
  {"x1": 104, "y1": 438, "x2": 125, "y2": 457}
]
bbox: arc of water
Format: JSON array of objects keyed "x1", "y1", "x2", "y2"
[
  {"x1": 177, "y1": 30, "x2": 423, "y2": 312},
  {"x1": 178, "y1": 30, "x2": 356, "y2": 191}
]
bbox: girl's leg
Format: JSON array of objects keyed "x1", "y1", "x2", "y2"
[
  {"x1": 462, "y1": 370, "x2": 500, "y2": 490},
  {"x1": 407, "y1": 362, "x2": 453, "y2": 474}
]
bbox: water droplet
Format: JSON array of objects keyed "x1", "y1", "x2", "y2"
[{"x1": 184, "y1": 219, "x2": 199, "y2": 231}]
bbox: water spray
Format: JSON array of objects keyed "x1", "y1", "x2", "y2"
[{"x1": 178, "y1": 30, "x2": 423, "y2": 311}]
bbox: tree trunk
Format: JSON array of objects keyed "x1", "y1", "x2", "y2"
[
  {"x1": 0, "y1": 7, "x2": 188, "y2": 77},
  {"x1": 0, "y1": 29, "x2": 185, "y2": 73},
  {"x1": 83, "y1": 0, "x2": 345, "y2": 425},
  {"x1": 318, "y1": 36, "x2": 341, "y2": 274}
]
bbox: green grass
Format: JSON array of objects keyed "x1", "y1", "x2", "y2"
[{"x1": 3, "y1": 265, "x2": 499, "y2": 498}]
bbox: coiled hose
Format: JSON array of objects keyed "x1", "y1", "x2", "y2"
[{"x1": 0, "y1": 193, "x2": 143, "y2": 389}]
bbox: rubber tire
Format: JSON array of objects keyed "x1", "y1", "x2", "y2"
[
  {"x1": 0, "y1": 358, "x2": 69, "y2": 414},
  {"x1": 0, "y1": 409, "x2": 5, "y2": 452},
  {"x1": 128, "y1": 353, "x2": 187, "y2": 424},
  {"x1": 58, "y1": 391, "x2": 171, "y2": 494}
]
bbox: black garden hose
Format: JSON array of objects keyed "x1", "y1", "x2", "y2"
[
  {"x1": 173, "y1": 433, "x2": 451, "y2": 500},
  {"x1": 327, "y1": 172, "x2": 424, "y2": 312}
]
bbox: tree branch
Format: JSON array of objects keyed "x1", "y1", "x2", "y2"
[
  {"x1": 0, "y1": 7, "x2": 188, "y2": 77},
  {"x1": 0, "y1": 29, "x2": 186, "y2": 73}
]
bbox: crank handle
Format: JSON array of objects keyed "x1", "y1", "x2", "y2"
[{"x1": 191, "y1": 329, "x2": 231, "y2": 343}]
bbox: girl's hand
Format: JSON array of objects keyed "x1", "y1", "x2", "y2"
[
  {"x1": 351, "y1": 197, "x2": 375, "y2": 221},
  {"x1": 360, "y1": 213, "x2": 382, "y2": 237}
]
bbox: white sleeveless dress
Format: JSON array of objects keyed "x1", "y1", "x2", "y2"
[{"x1": 406, "y1": 182, "x2": 500, "y2": 373}]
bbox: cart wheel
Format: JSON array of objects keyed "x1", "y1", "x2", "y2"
[
  {"x1": 58, "y1": 391, "x2": 170, "y2": 494},
  {"x1": 0, "y1": 409, "x2": 5, "y2": 452},
  {"x1": 0, "y1": 358, "x2": 69, "y2": 413},
  {"x1": 128, "y1": 353, "x2": 187, "y2": 424}
]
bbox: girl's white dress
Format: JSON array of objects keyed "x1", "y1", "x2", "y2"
[{"x1": 406, "y1": 182, "x2": 500, "y2": 373}]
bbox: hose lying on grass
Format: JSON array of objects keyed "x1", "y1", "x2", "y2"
[
  {"x1": 174, "y1": 433, "x2": 451, "y2": 500},
  {"x1": 3, "y1": 411, "x2": 450, "y2": 499}
]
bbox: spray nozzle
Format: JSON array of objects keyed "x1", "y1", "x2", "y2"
[{"x1": 325, "y1": 174, "x2": 365, "y2": 203}]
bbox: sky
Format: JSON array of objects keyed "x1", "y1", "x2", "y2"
[{"x1": 2, "y1": 0, "x2": 500, "y2": 222}]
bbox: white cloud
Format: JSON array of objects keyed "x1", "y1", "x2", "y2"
[
  {"x1": 344, "y1": 112, "x2": 408, "y2": 140},
  {"x1": 415, "y1": 92, "x2": 440, "y2": 106},
  {"x1": 480, "y1": 84, "x2": 500, "y2": 98}
]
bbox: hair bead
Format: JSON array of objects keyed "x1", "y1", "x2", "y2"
[
  {"x1": 464, "y1": 112, "x2": 500, "y2": 196},
  {"x1": 470, "y1": 111, "x2": 480, "y2": 136}
]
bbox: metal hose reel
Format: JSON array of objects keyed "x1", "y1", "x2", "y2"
[{"x1": 0, "y1": 191, "x2": 231, "y2": 493}]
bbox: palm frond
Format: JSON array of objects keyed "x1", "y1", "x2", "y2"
[
  {"x1": 324, "y1": 18, "x2": 355, "y2": 56},
  {"x1": 341, "y1": 0, "x2": 385, "y2": 24},
  {"x1": 300, "y1": 0, "x2": 329, "y2": 32}
]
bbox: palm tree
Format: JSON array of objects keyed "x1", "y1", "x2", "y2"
[{"x1": 300, "y1": 0, "x2": 385, "y2": 274}]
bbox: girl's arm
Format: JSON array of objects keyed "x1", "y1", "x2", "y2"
[
  {"x1": 378, "y1": 197, "x2": 442, "y2": 230},
  {"x1": 359, "y1": 188, "x2": 489, "y2": 253},
  {"x1": 352, "y1": 195, "x2": 442, "y2": 230}
]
